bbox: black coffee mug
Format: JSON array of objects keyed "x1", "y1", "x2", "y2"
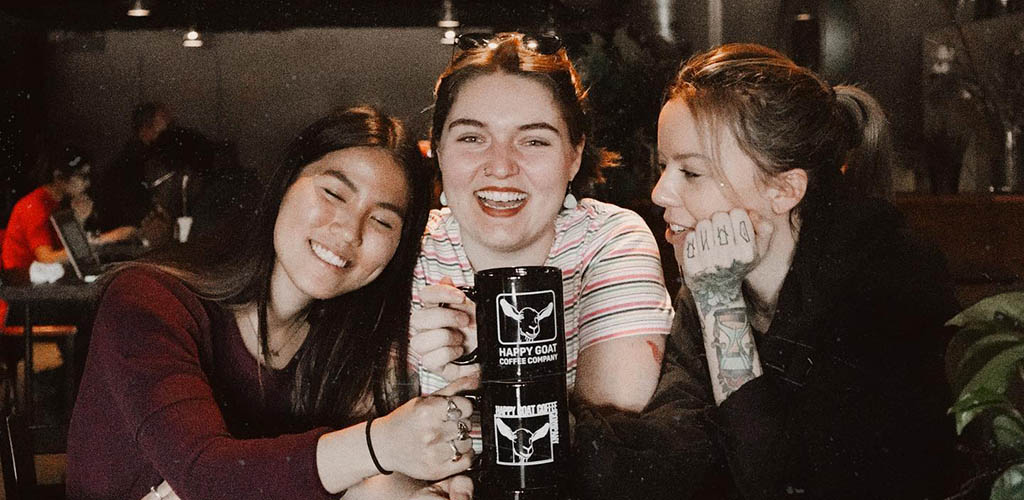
[{"x1": 452, "y1": 266, "x2": 572, "y2": 500}]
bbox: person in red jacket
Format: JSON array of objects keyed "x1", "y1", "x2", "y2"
[{"x1": 1, "y1": 147, "x2": 135, "y2": 285}]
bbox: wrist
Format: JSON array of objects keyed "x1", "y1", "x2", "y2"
[
  {"x1": 691, "y1": 286, "x2": 745, "y2": 322},
  {"x1": 365, "y1": 417, "x2": 393, "y2": 476}
]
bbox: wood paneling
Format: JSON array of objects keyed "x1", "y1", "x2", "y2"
[{"x1": 894, "y1": 194, "x2": 1024, "y2": 305}]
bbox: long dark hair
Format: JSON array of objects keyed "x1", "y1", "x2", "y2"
[
  {"x1": 136, "y1": 106, "x2": 432, "y2": 425},
  {"x1": 665, "y1": 43, "x2": 892, "y2": 223},
  {"x1": 431, "y1": 32, "x2": 618, "y2": 197}
]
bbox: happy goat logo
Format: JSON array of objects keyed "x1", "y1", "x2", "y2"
[
  {"x1": 496, "y1": 418, "x2": 551, "y2": 463},
  {"x1": 498, "y1": 298, "x2": 554, "y2": 342}
]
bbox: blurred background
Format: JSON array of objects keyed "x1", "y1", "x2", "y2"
[{"x1": 1, "y1": 0, "x2": 1023, "y2": 298}]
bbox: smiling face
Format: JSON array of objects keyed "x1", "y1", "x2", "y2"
[
  {"x1": 651, "y1": 98, "x2": 773, "y2": 248},
  {"x1": 272, "y1": 146, "x2": 408, "y2": 309},
  {"x1": 436, "y1": 72, "x2": 582, "y2": 266}
]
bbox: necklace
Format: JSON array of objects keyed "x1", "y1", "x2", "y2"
[{"x1": 241, "y1": 310, "x2": 308, "y2": 359}]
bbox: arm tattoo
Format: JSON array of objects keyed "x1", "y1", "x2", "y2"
[
  {"x1": 711, "y1": 307, "x2": 756, "y2": 398},
  {"x1": 686, "y1": 260, "x2": 762, "y2": 405},
  {"x1": 646, "y1": 339, "x2": 664, "y2": 366}
]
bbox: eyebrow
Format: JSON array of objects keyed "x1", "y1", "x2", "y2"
[
  {"x1": 447, "y1": 118, "x2": 484, "y2": 130},
  {"x1": 671, "y1": 153, "x2": 711, "y2": 162},
  {"x1": 447, "y1": 118, "x2": 561, "y2": 136},
  {"x1": 519, "y1": 122, "x2": 560, "y2": 135},
  {"x1": 322, "y1": 169, "x2": 406, "y2": 216}
]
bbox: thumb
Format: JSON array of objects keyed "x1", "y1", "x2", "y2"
[
  {"x1": 439, "y1": 276, "x2": 455, "y2": 287},
  {"x1": 748, "y1": 210, "x2": 774, "y2": 239},
  {"x1": 434, "y1": 372, "x2": 481, "y2": 396},
  {"x1": 445, "y1": 475, "x2": 474, "y2": 500}
]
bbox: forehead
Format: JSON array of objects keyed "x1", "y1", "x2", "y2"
[
  {"x1": 302, "y1": 147, "x2": 408, "y2": 203},
  {"x1": 658, "y1": 98, "x2": 761, "y2": 179},
  {"x1": 657, "y1": 99, "x2": 705, "y2": 151},
  {"x1": 447, "y1": 72, "x2": 564, "y2": 129}
]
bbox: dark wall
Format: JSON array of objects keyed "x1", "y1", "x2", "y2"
[
  {"x1": 1, "y1": 12, "x2": 50, "y2": 223},
  {"x1": 43, "y1": 28, "x2": 451, "y2": 181},
  {"x1": 717, "y1": 0, "x2": 952, "y2": 163}
]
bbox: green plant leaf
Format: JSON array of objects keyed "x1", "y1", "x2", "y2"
[
  {"x1": 950, "y1": 387, "x2": 1021, "y2": 434},
  {"x1": 948, "y1": 292, "x2": 1024, "y2": 328},
  {"x1": 993, "y1": 414, "x2": 1024, "y2": 453},
  {"x1": 991, "y1": 463, "x2": 1024, "y2": 500},
  {"x1": 948, "y1": 327, "x2": 1024, "y2": 393},
  {"x1": 962, "y1": 344, "x2": 1024, "y2": 398}
]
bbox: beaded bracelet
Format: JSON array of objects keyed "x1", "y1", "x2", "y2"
[{"x1": 365, "y1": 416, "x2": 393, "y2": 475}]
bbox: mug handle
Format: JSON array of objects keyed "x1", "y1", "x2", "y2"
[
  {"x1": 451, "y1": 349, "x2": 479, "y2": 365},
  {"x1": 450, "y1": 285, "x2": 479, "y2": 366},
  {"x1": 456, "y1": 389, "x2": 485, "y2": 474}
]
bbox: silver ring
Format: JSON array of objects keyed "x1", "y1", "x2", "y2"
[
  {"x1": 456, "y1": 419, "x2": 470, "y2": 441},
  {"x1": 449, "y1": 439, "x2": 463, "y2": 462},
  {"x1": 444, "y1": 397, "x2": 462, "y2": 422}
]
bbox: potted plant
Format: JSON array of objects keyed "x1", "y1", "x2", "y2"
[{"x1": 946, "y1": 292, "x2": 1024, "y2": 498}]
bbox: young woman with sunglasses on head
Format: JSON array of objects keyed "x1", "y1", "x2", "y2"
[
  {"x1": 610, "y1": 44, "x2": 959, "y2": 499},
  {"x1": 67, "y1": 107, "x2": 476, "y2": 500},
  {"x1": 409, "y1": 33, "x2": 673, "y2": 417}
]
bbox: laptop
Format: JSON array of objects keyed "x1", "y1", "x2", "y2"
[{"x1": 50, "y1": 209, "x2": 103, "y2": 282}]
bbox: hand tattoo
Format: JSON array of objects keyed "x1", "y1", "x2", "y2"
[{"x1": 689, "y1": 260, "x2": 754, "y2": 315}]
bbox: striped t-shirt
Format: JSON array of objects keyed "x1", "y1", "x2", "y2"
[{"x1": 411, "y1": 198, "x2": 674, "y2": 396}]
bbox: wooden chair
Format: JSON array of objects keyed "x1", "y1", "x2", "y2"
[{"x1": 1, "y1": 411, "x2": 65, "y2": 500}]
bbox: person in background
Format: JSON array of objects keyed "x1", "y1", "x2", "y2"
[
  {"x1": 91, "y1": 102, "x2": 173, "y2": 234},
  {"x1": 1, "y1": 146, "x2": 134, "y2": 285},
  {"x1": 409, "y1": 31, "x2": 673, "y2": 455},
  {"x1": 616, "y1": 43, "x2": 958, "y2": 499},
  {"x1": 67, "y1": 107, "x2": 475, "y2": 500}
]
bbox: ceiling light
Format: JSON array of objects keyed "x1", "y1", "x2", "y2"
[
  {"x1": 438, "y1": 0, "x2": 459, "y2": 45},
  {"x1": 437, "y1": 0, "x2": 459, "y2": 29},
  {"x1": 127, "y1": 0, "x2": 150, "y2": 16},
  {"x1": 183, "y1": 28, "x2": 203, "y2": 48}
]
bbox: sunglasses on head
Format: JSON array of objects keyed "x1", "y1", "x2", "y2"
[{"x1": 453, "y1": 32, "x2": 563, "y2": 55}]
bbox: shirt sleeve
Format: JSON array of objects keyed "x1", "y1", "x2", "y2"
[
  {"x1": 576, "y1": 209, "x2": 674, "y2": 351},
  {"x1": 22, "y1": 197, "x2": 60, "y2": 255},
  {"x1": 90, "y1": 270, "x2": 336, "y2": 500}
]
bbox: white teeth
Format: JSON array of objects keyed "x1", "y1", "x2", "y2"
[
  {"x1": 311, "y1": 242, "x2": 348, "y2": 268},
  {"x1": 670, "y1": 224, "x2": 689, "y2": 233},
  {"x1": 475, "y1": 190, "x2": 527, "y2": 202}
]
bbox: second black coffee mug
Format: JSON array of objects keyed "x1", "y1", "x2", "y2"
[{"x1": 452, "y1": 266, "x2": 572, "y2": 499}]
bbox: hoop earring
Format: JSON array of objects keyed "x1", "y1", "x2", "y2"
[
  {"x1": 562, "y1": 189, "x2": 577, "y2": 209},
  {"x1": 439, "y1": 192, "x2": 448, "y2": 207}
]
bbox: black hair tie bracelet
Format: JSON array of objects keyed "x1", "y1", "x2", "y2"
[{"x1": 365, "y1": 416, "x2": 393, "y2": 475}]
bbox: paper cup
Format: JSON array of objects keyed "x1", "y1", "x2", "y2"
[{"x1": 176, "y1": 216, "x2": 194, "y2": 243}]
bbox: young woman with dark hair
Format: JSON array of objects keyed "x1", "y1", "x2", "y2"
[{"x1": 67, "y1": 106, "x2": 476, "y2": 500}]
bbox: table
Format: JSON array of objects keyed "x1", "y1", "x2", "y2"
[{"x1": 0, "y1": 282, "x2": 101, "y2": 421}]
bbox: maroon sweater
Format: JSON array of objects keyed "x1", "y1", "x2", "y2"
[{"x1": 66, "y1": 268, "x2": 338, "y2": 500}]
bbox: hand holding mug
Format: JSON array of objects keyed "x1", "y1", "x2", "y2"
[
  {"x1": 411, "y1": 277, "x2": 480, "y2": 382},
  {"x1": 411, "y1": 475, "x2": 474, "y2": 500},
  {"x1": 371, "y1": 375, "x2": 477, "y2": 480}
]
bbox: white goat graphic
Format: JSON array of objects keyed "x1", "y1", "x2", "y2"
[
  {"x1": 499, "y1": 299, "x2": 554, "y2": 342},
  {"x1": 496, "y1": 418, "x2": 551, "y2": 463}
]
